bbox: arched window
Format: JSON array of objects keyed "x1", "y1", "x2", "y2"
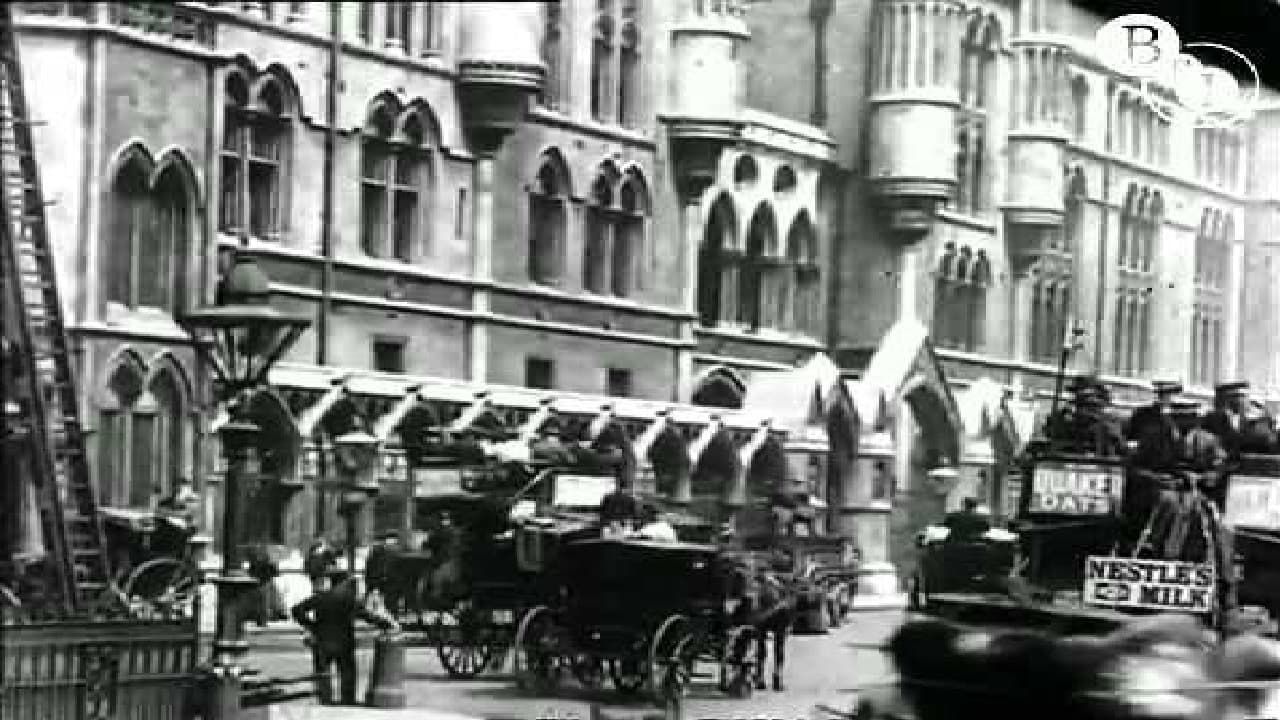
[
  {"x1": 591, "y1": 0, "x2": 614, "y2": 121},
  {"x1": 148, "y1": 367, "x2": 187, "y2": 503},
  {"x1": 933, "y1": 243, "x2": 959, "y2": 346},
  {"x1": 787, "y1": 213, "x2": 820, "y2": 337},
  {"x1": 361, "y1": 98, "x2": 434, "y2": 262},
  {"x1": 618, "y1": 0, "x2": 641, "y2": 127},
  {"x1": 591, "y1": 0, "x2": 642, "y2": 126},
  {"x1": 104, "y1": 156, "x2": 150, "y2": 309},
  {"x1": 583, "y1": 168, "x2": 617, "y2": 294},
  {"x1": 153, "y1": 165, "x2": 191, "y2": 316},
  {"x1": 698, "y1": 194, "x2": 737, "y2": 327},
  {"x1": 1062, "y1": 167, "x2": 1085, "y2": 253},
  {"x1": 965, "y1": 251, "x2": 991, "y2": 352},
  {"x1": 955, "y1": 13, "x2": 996, "y2": 215},
  {"x1": 1192, "y1": 209, "x2": 1232, "y2": 386},
  {"x1": 692, "y1": 367, "x2": 746, "y2": 409},
  {"x1": 105, "y1": 152, "x2": 192, "y2": 314},
  {"x1": 220, "y1": 68, "x2": 291, "y2": 240},
  {"x1": 540, "y1": 1, "x2": 565, "y2": 110},
  {"x1": 529, "y1": 151, "x2": 570, "y2": 285},
  {"x1": 739, "y1": 204, "x2": 776, "y2": 331},
  {"x1": 615, "y1": 170, "x2": 649, "y2": 297},
  {"x1": 97, "y1": 358, "x2": 185, "y2": 509}
]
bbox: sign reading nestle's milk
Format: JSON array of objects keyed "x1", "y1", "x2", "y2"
[
  {"x1": 1083, "y1": 556, "x2": 1215, "y2": 613},
  {"x1": 1028, "y1": 462, "x2": 1124, "y2": 516}
]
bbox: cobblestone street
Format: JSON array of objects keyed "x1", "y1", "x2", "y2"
[{"x1": 237, "y1": 611, "x2": 906, "y2": 720}]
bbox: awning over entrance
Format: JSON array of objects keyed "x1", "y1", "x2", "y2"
[{"x1": 846, "y1": 318, "x2": 963, "y2": 462}]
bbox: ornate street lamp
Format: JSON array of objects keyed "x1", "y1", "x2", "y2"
[
  {"x1": 333, "y1": 420, "x2": 381, "y2": 574},
  {"x1": 180, "y1": 252, "x2": 309, "y2": 720}
]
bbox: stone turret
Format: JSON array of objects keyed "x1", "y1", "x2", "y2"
[
  {"x1": 455, "y1": 1, "x2": 544, "y2": 154},
  {"x1": 662, "y1": 0, "x2": 750, "y2": 199},
  {"x1": 865, "y1": 0, "x2": 965, "y2": 239},
  {"x1": 1004, "y1": 0, "x2": 1072, "y2": 270}
]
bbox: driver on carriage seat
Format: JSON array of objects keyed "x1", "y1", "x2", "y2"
[
  {"x1": 1128, "y1": 380, "x2": 1183, "y2": 471},
  {"x1": 942, "y1": 498, "x2": 990, "y2": 541}
]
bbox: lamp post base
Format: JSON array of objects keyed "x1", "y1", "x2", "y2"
[{"x1": 204, "y1": 572, "x2": 259, "y2": 720}]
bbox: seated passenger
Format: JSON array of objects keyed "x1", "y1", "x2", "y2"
[{"x1": 599, "y1": 490, "x2": 640, "y2": 537}]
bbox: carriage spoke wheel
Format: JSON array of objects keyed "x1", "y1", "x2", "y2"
[
  {"x1": 122, "y1": 559, "x2": 198, "y2": 619},
  {"x1": 608, "y1": 657, "x2": 647, "y2": 695},
  {"x1": 648, "y1": 615, "x2": 690, "y2": 698},
  {"x1": 513, "y1": 606, "x2": 559, "y2": 694},
  {"x1": 436, "y1": 606, "x2": 495, "y2": 679},
  {"x1": 721, "y1": 625, "x2": 758, "y2": 699}
]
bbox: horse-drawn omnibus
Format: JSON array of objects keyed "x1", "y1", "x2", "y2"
[{"x1": 909, "y1": 375, "x2": 1259, "y2": 635}]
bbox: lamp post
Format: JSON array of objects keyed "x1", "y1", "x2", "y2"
[
  {"x1": 180, "y1": 252, "x2": 310, "y2": 720},
  {"x1": 334, "y1": 419, "x2": 380, "y2": 574}
]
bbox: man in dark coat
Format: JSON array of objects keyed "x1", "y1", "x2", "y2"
[
  {"x1": 292, "y1": 570, "x2": 398, "y2": 706},
  {"x1": 362, "y1": 531, "x2": 401, "y2": 613},
  {"x1": 1044, "y1": 376, "x2": 1126, "y2": 456},
  {"x1": 1126, "y1": 380, "x2": 1183, "y2": 471},
  {"x1": 1205, "y1": 381, "x2": 1250, "y2": 457},
  {"x1": 943, "y1": 497, "x2": 991, "y2": 540}
]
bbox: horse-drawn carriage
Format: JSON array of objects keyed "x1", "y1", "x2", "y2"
[
  {"x1": 511, "y1": 535, "x2": 760, "y2": 705},
  {"x1": 99, "y1": 505, "x2": 201, "y2": 619},
  {"x1": 910, "y1": 375, "x2": 1264, "y2": 634}
]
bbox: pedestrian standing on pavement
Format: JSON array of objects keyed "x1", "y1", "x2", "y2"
[{"x1": 291, "y1": 569, "x2": 399, "y2": 706}]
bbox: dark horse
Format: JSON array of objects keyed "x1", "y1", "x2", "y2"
[{"x1": 728, "y1": 564, "x2": 796, "y2": 691}]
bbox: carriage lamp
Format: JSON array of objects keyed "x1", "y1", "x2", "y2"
[
  {"x1": 334, "y1": 422, "x2": 381, "y2": 573},
  {"x1": 180, "y1": 250, "x2": 309, "y2": 720}
]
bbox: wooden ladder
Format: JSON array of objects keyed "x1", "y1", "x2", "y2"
[{"x1": 0, "y1": 4, "x2": 110, "y2": 611}]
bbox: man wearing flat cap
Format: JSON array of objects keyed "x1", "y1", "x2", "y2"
[{"x1": 1127, "y1": 379, "x2": 1183, "y2": 471}]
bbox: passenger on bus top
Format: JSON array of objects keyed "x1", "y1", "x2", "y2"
[
  {"x1": 1205, "y1": 381, "x2": 1250, "y2": 455},
  {"x1": 1240, "y1": 399, "x2": 1279, "y2": 455},
  {"x1": 1128, "y1": 380, "x2": 1183, "y2": 471}
]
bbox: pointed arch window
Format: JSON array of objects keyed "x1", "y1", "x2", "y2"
[
  {"x1": 105, "y1": 155, "x2": 191, "y2": 314},
  {"x1": 529, "y1": 152, "x2": 570, "y2": 285},
  {"x1": 698, "y1": 194, "x2": 738, "y2": 327},
  {"x1": 1112, "y1": 185, "x2": 1156, "y2": 376},
  {"x1": 361, "y1": 100, "x2": 434, "y2": 262},
  {"x1": 954, "y1": 13, "x2": 996, "y2": 215},
  {"x1": 105, "y1": 157, "x2": 150, "y2": 309},
  {"x1": 1192, "y1": 208, "x2": 1232, "y2": 386},
  {"x1": 591, "y1": 0, "x2": 614, "y2": 121},
  {"x1": 539, "y1": 0, "x2": 565, "y2": 110},
  {"x1": 584, "y1": 171, "x2": 616, "y2": 294},
  {"x1": 739, "y1": 205, "x2": 777, "y2": 331},
  {"x1": 615, "y1": 171, "x2": 649, "y2": 296},
  {"x1": 220, "y1": 69, "x2": 291, "y2": 240},
  {"x1": 787, "y1": 213, "x2": 821, "y2": 337},
  {"x1": 591, "y1": 0, "x2": 643, "y2": 126},
  {"x1": 96, "y1": 362, "x2": 186, "y2": 509}
]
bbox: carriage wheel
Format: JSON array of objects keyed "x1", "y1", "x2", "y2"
[
  {"x1": 570, "y1": 655, "x2": 606, "y2": 689},
  {"x1": 436, "y1": 606, "x2": 495, "y2": 679},
  {"x1": 648, "y1": 614, "x2": 690, "y2": 697},
  {"x1": 654, "y1": 634, "x2": 694, "y2": 708},
  {"x1": 721, "y1": 625, "x2": 757, "y2": 699},
  {"x1": 512, "y1": 606, "x2": 559, "y2": 694},
  {"x1": 122, "y1": 558, "x2": 198, "y2": 619},
  {"x1": 608, "y1": 657, "x2": 647, "y2": 695}
]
